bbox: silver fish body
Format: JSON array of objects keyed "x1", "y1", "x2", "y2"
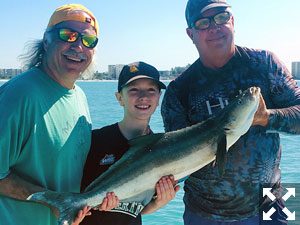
[{"x1": 28, "y1": 87, "x2": 260, "y2": 225}]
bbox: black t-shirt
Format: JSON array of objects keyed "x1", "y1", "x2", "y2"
[{"x1": 80, "y1": 123, "x2": 142, "y2": 225}]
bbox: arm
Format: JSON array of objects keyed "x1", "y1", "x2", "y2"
[
  {"x1": 0, "y1": 173, "x2": 118, "y2": 224},
  {"x1": 141, "y1": 175, "x2": 180, "y2": 215},
  {"x1": 0, "y1": 173, "x2": 62, "y2": 216},
  {"x1": 0, "y1": 173, "x2": 45, "y2": 200},
  {"x1": 254, "y1": 52, "x2": 300, "y2": 134}
]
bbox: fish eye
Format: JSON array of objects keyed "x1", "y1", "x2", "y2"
[{"x1": 238, "y1": 99, "x2": 243, "y2": 104}]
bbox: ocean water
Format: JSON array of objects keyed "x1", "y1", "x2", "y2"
[{"x1": 1, "y1": 80, "x2": 300, "y2": 224}]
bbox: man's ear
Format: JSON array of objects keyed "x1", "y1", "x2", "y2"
[
  {"x1": 186, "y1": 28, "x2": 194, "y2": 43},
  {"x1": 43, "y1": 32, "x2": 50, "y2": 52},
  {"x1": 115, "y1": 92, "x2": 124, "y2": 106}
]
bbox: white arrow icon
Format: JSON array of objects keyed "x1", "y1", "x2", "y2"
[
  {"x1": 263, "y1": 207, "x2": 276, "y2": 220},
  {"x1": 263, "y1": 188, "x2": 276, "y2": 201},
  {"x1": 282, "y1": 207, "x2": 296, "y2": 220},
  {"x1": 282, "y1": 188, "x2": 295, "y2": 201}
]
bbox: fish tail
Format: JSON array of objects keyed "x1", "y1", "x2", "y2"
[{"x1": 28, "y1": 190, "x2": 84, "y2": 225}]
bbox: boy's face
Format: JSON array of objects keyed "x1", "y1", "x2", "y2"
[{"x1": 116, "y1": 78, "x2": 161, "y2": 121}]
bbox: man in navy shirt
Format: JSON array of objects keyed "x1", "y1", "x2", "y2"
[{"x1": 162, "y1": 0, "x2": 300, "y2": 224}]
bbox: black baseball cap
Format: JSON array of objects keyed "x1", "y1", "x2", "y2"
[
  {"x1": 118, "y1": 61, "x2": 166, "y2": 92},
  {"x1": 186, "y1": 0, "x2": 231, "y2": 28}
]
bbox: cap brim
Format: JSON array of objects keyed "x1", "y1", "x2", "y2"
[
  {"x1": 200, "y1": 3, "x2": 230, "y2": 13},
  {"x1": 121, "y1": 75, "x2": 166, "y2": 90}
]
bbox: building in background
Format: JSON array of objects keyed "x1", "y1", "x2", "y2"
[
  {"x1": 108, "y1": 64, "x2": 124, "y2": 80},
  {"x1": 0, "y1": 64, "x2": 191, "y2": 81},
  {"x1": 292, "y1": 61, "x2": 300, "y2": 80},
  {"x1": 0, "y1": 68, "x2": 23, "y2": 79},
  {"x1": 159, "y1": 70, "x2": 171, "y2": 80}
]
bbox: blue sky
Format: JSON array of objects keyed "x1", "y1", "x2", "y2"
[{"x1": 1, "y1": 0, "x2": 299, "y2": 72}]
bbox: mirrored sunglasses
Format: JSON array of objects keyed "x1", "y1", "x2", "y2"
[
  {"x1": 193, "y1": 11, "x2": 232, "y2": 30},
  {"x1": 57, "y1": 28, "x2": 98, "y2": 49}
]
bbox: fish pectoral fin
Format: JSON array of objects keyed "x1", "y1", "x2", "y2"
[
  {"x1": 216, "y1": 134, "x2": 227, "y2": 176},
  {"x1": 128, "y1": 133, "x2": 164, "y2": 148}
]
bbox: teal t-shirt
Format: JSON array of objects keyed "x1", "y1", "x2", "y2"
[{"x1": 0, "y1": 68, "x2": 92, "y2": 225}]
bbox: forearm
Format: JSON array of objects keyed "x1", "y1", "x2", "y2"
[
  {"x1": 267, "y1": 106, "x2": 300, "y2": 134},
  {"x1": 141, "y1": 176, "x2": 179, "y2": 215},
  {"x1": 265, "y1": 52, "x2": 300, "y2": 134},
  {"x1": 140, "y1": 199, "x2": 160, "y2": 215},
  {"x1": 0, "y1": 172, "x2": 45, "y2": 201}
]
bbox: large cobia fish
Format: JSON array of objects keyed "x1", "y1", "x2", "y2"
[{"x1": 28, "y1": 87, "x2": 260, "y2": 225}]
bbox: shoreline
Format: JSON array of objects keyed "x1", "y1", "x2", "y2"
[
  {"x1": 0, "y1": 79, "x2": 173, "y2": 82},
  {"x1": 1, "y1": 79, "x2": 299, "y2": 83},
  {"x1": 76, "y1": 79, "x2": 172, "y2": 82}
]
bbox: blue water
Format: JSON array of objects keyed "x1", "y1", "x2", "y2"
[{"x1": 1, "y1": 80, "x2": 300, "y2": 224}]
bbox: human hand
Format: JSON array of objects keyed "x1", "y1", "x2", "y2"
[
  {"x1": 71, "y1": 192, "x2": 119, "y2": 225},
  {"x1": 252, "y1": 92, "x2": 270, "y2": 127},
  {"x1": 153, "y1": 175, "x2": 180, "y2": 209},
  {"x1": 72, "y1": 206, "x2": 91, "y2": 225},
  {"x1": 95, "y1": 192, "x2": 119, "y2": 211}
]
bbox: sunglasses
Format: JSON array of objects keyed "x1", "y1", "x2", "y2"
[
  {"x1": 55, "y1": 28, "x2": 98, "y2": 49},
  {"x1": 193, "y1": 11, "x2": 232, "y2": 30}
]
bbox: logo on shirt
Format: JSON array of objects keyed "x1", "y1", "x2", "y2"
[
  {"x1": 110, "y1": 201, "x2": 144, "y2": 218},
  {"x1": 205, "y1": 90, "x2": 243, "y2": 115},
  {"x1": 99, "y1": 154, "x2": 115, "y2": 165}
]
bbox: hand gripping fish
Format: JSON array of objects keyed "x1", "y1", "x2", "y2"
[{"x1": 28, "y1": 87, "x2": 260, "y2": 225}]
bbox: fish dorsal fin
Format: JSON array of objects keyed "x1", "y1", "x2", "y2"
[{"x1": 128, "y1": 133, "x2": 164, "y2": 148}]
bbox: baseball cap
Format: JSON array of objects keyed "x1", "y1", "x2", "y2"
[
  {"x1": 47, "y1": 4, "x2": 98, "y2": 36},
  {"x1": 118, "y1": 62, "x2": 166, "y2": 92},
  {"x1": 186, "y1": 0, "x2": 231, "y2": 28}
]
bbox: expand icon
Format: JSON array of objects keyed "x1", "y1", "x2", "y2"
[{"x1": 263, "y1": 188, "x2": 296, "y2": 221}]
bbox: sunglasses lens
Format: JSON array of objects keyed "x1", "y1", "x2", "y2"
[
  {"x1": 59, "y1": 29, "x2": 78, "y2": 42},
  {"x1": 194, "y1": 11, "x2": 231, "y2": 30},
  {"x1": 214, "y1": 12, "x2": 231, "y2": 25},
  {"x1": 82, "y1": 35, "x2": 98, "y2": 48},
  {"x1": 194, "y1": 18, "x2": 210, "y2": 30},
  {"x1": 57, "y1": 28, "x2": 98, "y2": 48}
]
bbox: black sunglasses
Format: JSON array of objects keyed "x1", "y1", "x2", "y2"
[
  {"x1": 193, "y1": 11, "x2": 232, "y2": 30},
  {"x1": 52, "y1": 28, "x2": 98, "y2": 49}
]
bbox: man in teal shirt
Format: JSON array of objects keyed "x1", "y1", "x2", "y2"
[{"x1": 0, "y1": 4, "x2": 118, "y2": 225}]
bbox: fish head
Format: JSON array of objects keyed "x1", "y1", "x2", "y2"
[{"x1": 221, "y1": 87, "x2": 260, "y2": 145}]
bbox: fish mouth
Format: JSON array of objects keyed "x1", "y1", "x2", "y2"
[{"x1": 248, "y1": 87, "x2": 260, "y2": 101}]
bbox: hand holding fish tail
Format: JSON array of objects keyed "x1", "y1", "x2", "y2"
[
  {"x1": 141, "y1": 175, "x2": 180, "y2": 215},
  {"x1": 252, "y1": 92, "x2": 270, "y2": 127},
  {"x1": 71, "y1": 206, "x2": 91, "y2": 225}
]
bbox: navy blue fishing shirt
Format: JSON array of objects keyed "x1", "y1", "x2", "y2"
[{"x1": 161, "y1": 45, "x2": 300, "y2": 221}]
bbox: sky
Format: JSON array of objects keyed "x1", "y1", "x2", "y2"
[{"x1": 0, "y1": 0, "x2": 299, "y2": 72}]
